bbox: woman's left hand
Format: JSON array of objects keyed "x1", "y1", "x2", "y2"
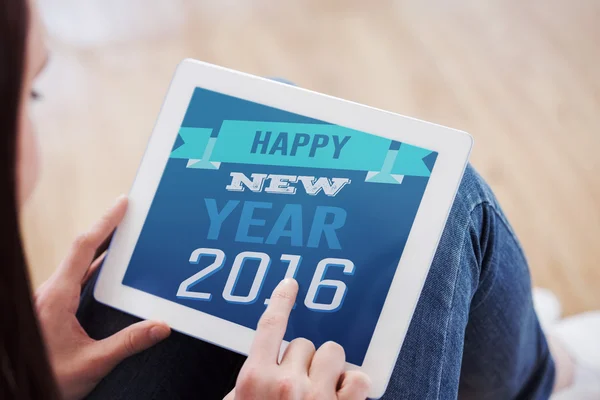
[{"x1": 34, "y1": 195, "x2": 171, "y2": 400}]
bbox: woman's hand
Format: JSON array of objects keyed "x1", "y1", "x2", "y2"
[
  {"x1": 225, "y1": 279, "x2": 371, "y2": 400},
  {"x1": 35, "y1": 195, "x2": 171, "y2": 400}
]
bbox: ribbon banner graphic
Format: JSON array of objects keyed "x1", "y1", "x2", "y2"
[{"x1": 170, "y1": 121, "x2": 436, "y2": 184}]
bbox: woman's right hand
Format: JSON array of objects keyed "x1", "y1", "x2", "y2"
[{"x1": 225, "y1": 279, "x2": 371, "y2": 400}]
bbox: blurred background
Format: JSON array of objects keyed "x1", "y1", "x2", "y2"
[{"x1": 23, "y1": 0, "x2": 599, "y2": 315}]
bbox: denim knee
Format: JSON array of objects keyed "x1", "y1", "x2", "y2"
[{"x1": 453, "y1": 164, "x2": 499, "y2": 216}]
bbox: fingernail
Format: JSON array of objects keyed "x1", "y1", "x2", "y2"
[
  {"x1": 114, "y1": 194, "x2": 127, "y2": 204},
  {"x1": 280, "y1": 278, "x2": 298, "y2": 289},
  {"x1": 149, "y1": 324, "x2": 170, "y2": 342}
]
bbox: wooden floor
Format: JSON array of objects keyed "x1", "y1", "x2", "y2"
[{"x1": 25, "y1": 0, "x2": 600, "y2": 315}]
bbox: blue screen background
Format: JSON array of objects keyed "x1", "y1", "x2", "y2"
[{"x1": 122, "y1": 87, "x2": 436, "y2": 365}]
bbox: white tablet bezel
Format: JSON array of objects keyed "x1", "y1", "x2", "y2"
[{"x1": 94, "y1": 59, "x2": 472, "y2": 398}]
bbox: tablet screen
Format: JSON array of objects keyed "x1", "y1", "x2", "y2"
[{"x1": 122, "y1": 87, "x2": 437, "y2": 365}]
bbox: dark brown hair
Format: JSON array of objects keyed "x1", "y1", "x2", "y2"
[{"x1": 0, "y1": 1, "x2": 61, "y2": 399}]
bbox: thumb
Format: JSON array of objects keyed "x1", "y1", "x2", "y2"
[
  {"x1": 223, "y1": 388, "x2": 235, "y2": 400},
  {"x1": 93, "y1": 320, "x2": 171, "y2": 373}
]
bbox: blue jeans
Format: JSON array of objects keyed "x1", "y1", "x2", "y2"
[{"x1": 77, "y1": 165, "x2": 555, "y2": 399}]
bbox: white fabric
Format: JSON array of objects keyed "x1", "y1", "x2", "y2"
[{"x1": 533, "y1": 288, "x2": 600, "y2": 399}]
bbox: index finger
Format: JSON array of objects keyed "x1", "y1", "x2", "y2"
[{"x1": 248, "y1": 278, "x2": 298, "y2": 364}]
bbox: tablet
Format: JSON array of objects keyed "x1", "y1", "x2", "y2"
[{"x1": 94, "y1": 59, "x2": 472, "y2": 398}]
